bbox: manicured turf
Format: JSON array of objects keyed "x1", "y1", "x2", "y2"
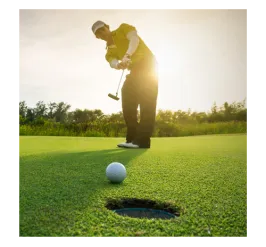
[{"x1": 19, "y1": 134, "x2": 247, "y2": 236}]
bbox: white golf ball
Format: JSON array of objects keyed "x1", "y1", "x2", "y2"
[{"x1": 106, "y1": 162, "x2": 127, "y2": 183}]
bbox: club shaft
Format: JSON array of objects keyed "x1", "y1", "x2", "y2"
[{"x1": 116, "y1": 70, "x2": 125, "y2": 95}]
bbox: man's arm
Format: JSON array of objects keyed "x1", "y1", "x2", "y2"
[
  {"x1": 119, "y1": 30, "x2": 140, "y2": 68},
  {"x1": 120, "y1": 25, "x2": 140, "y2": 68},
  {"x1": 121, "y1": 23, "x2": 140, "y2": 57},
  {"x1": 125, "y1": 30, "x2": 140, "y2": 57},
  {"x1": 118, "y1": 23, "x2": 140, "y2": 58},
  {"x1": 105, "y1": 49, "x2": 120, "y2": 69}
]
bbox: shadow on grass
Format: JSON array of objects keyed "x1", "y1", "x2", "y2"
[{"x1": 20, "y1": 148, "x2": 147, "y2": 236}]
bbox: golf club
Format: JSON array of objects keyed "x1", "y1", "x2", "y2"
[{"x1": 108, "y1": 69, "x2": 125, "y2": 101}]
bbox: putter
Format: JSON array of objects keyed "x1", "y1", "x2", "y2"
[{"x1": 108, "y1": 69, "x2": 125, "y2": 101}]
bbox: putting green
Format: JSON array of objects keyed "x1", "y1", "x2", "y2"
[{"x1": 20, "y1": 134, "x2": 247, "y2": 236}]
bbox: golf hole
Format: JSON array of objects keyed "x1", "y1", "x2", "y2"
[{"x1": 106, "y1": 198, "x2": 180, "y2": 220}]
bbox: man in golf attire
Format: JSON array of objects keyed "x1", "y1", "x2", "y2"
[{"x1": 92, "y1": 21, "x2": 158, "y2": 148}]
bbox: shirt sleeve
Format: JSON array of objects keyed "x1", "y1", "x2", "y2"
[
  {"x1": 119, "y1": 23, "x2": 140, "y2": 56},
  {"x1": 119, "y1": 23, "x2": 137, "y2": 37},
  {"x1": 126, "y1": 31, "x2": 140, "y2": 56},
  {"x1": 110, "y1": 59, "x2": 119, "y2": 69},
  {"x1": 105, "y1": 48, "x2": 118, "y2": 64}
]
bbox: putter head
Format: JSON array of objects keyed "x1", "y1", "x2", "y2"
[{"x1": 108, "y1": 93, "x2": 120, "y2": 101}]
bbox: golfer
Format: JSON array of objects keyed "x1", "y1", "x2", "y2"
[{"x1": 92, "y1": 21, "x2": 158, "y2": 148}]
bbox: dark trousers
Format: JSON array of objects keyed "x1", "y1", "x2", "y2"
[{"x1": 121, "y1": 57, "x2": 158, "y2": 148}]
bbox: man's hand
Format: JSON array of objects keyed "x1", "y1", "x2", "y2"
[
  {"x1": 116, "y1": 53, "x2": 131, "y2": 70},
  {"x1": 117, "y1": 61, "x2": 130, "y2": 70},
  {"x1": 121, "y1": 53, "x2": 131, "y2": 64}
]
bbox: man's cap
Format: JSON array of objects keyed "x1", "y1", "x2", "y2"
[{"x1": 91, "y1": 20, "x2": 106, "y2": 34}]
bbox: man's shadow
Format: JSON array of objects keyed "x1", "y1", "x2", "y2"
[{"x1": 20, "y1": 148, "x2": 147, "y2": 235}]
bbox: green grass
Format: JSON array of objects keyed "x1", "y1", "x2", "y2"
[{"x1": 20, "y1": 134, "x2": 247, "y2": 236}]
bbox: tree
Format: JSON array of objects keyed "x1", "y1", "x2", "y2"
[
  {"x1": 93, "y1": 109, "x2": 104, "y2": 121},
  {"x1": 47, "y1": 102, "x2": 57, "y2": 120},
  {"x1": 25, "y1": 108, "x2": 35, "y2": 123},
  {"x1": 156, "y1": 110, "x2": 173, "y2": 123},
  {"x1": 109, "y1": 111, "x2": 124, "y2": 123},
  {"x1": 211, "y1": 102, "x2": 218, "y2": 114},
  {"x1": 34, "y1": 101, "x2": 48, "y2": 119},
  {"x1": 54, "y1": 102, "x2": 71, "y2": 123},
  {"x1": 194, "y1": 112, "x2": 208, "y2": 123},
  {"x1": 71, "y1": 109, "x2": 104, "y2": 123},
  {"x1": 19, "y1": 101, "x2": 28, "y2": 118}
]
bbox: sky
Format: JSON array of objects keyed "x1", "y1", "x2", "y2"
[{"x1": 19, "y1": 9, "x2": 247, "y2": 114}]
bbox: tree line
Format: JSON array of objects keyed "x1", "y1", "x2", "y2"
[{"x1": 19, "y1": 99, "x2": 247, "y2": 137}]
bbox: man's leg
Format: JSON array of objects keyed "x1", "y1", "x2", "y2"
[
  {"x1": 134, "y1": 73, "x2": 158, "y2": 148},
  {"x1": 121, "y1": 76, "x2": 139, "y2": 143},
  {"x1": 121, "y1": 57, "x2": 158, "y2": 148}
]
